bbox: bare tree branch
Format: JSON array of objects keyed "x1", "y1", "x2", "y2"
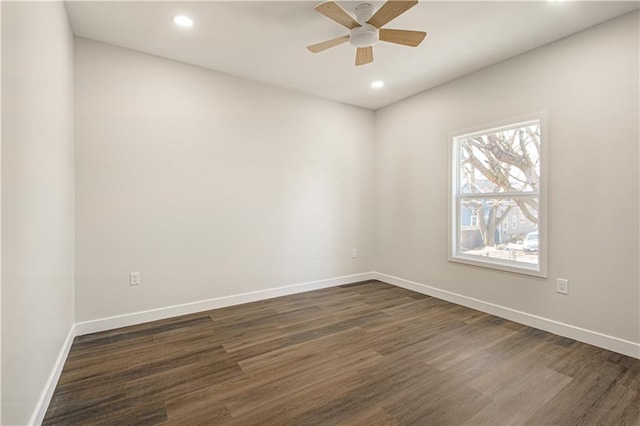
[{"x1": 459, "y1": 124, "x2": 540, "y2": 246}]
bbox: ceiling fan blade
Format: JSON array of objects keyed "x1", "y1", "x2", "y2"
[
  {"x1": 379, "y1": 29, "x2": 427, "y2": 47},
  {"x1": 367, "y1": 1, "x2": 418, "y2": 29},
  {"x1": 315, "y1": 1, "x2": 360, "y2": 30},
  {"x1": 355, "y1": 46, "x2": 373, "y2": 66},
  {"x1": 307, "y1": 35, "x2": 350, "y2": 53}
]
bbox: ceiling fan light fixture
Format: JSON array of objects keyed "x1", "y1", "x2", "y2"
[{"x1": 349, "y1": 23, "x2": 379, "y2": 48}]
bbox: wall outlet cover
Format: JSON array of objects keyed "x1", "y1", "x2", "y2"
[
  {"x1": 130, "y1": 272, "x2": 141, "y2": 286},
  {"x1": 556, "y1": 278, "x2": 568, "y2": 294}
]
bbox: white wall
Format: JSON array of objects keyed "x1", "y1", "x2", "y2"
[
  {"x1": 1, "y1": 2, "x2": 75, "y2": 425},
  {"x1": 74, "y1": 38, "x2": 375, "y2": 322},
  {"x1": 375, "y1": 12, "x2": 639, "y2": 345}
]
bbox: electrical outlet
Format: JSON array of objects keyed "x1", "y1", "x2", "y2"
[
  {"x1": 556, "y1": 278, "x2": 568, "y2": 294},
  {"x1": 130, "y1": 272, "x2": 141, "y2": 286},
  {"x1": 352, "y1": 248, "x2": 358, "y2": 258}
]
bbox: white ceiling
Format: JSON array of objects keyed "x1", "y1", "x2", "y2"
[{"x1": 65, "y1": 1, "x2": 639, "y2": 110}]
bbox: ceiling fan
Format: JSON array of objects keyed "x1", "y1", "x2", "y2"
[{"x1": 307, "y1": 1, "x2": 427, "y2": 66}]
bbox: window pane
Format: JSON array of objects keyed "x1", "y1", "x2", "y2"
[
  {"x1": 458, "y1": 197, "x2": 538, "y2": 266},
  {"x1": 458, "y1": 122, "x2": 540, "y2": 194}
]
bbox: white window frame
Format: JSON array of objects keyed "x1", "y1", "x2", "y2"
[{"x1": 448, "y1": 114, "x2": 547, "y2": 277}]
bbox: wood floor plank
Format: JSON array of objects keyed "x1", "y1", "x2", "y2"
[
  {"x1": 526, "y1": 360, "x2": 628, "y2": 425},
  {"x1": 227, "y1": 349, "x2": 384, "y2": 417},
  {"x1": 581, "y1": 383, "x2": 640, "y2": 425},
  {"x1": 43, "y1": 281, "x2": 640, "y2": 426}
]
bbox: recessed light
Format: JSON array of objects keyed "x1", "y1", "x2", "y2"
[
  {"x1": 173, "y1": 15, "x2": 193, "y2": 28},
  {"x1": 548, "y1": 0, "x2": 562, "y2": 4},
  {"x1": 371, "y1": 80, "x2": 384, "y2": 89}
]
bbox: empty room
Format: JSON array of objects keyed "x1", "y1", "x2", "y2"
[{"x1": 1, "y1": 0, "x2": 639, "y2": 425}]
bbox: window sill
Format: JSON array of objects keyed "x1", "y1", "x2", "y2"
[{"x1": 449, "y1": 253, "x2": 547, "y2": 278}]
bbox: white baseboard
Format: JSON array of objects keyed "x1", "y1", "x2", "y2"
[
  {"x1": 75, "y1": 272, "x2": 375, "y2": 336},
  {"x1": 30, "y1": 323, "x2": 76, "y2": 426},
  {"x1": 374, "y1": 272, "x2": 640, "y2": 359}
]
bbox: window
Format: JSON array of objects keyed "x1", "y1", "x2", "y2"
[
  {"x1": 449, "y1": 116, "x2": 546, "y2": 276},
  {"x1": 470, "y1": 214, "x2": 478, "y2": 227}
]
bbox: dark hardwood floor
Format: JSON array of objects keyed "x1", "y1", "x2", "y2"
[{"x1": 43, "y1": 280, "x2": 640, "y2": 425}]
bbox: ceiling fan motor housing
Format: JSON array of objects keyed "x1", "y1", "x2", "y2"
[
  {"x1": 350, "y1": 23, "x2": 378, "y2": 47},
  {"x1": 355, "y1": 3, "x2": 375, "y2": 23}
]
